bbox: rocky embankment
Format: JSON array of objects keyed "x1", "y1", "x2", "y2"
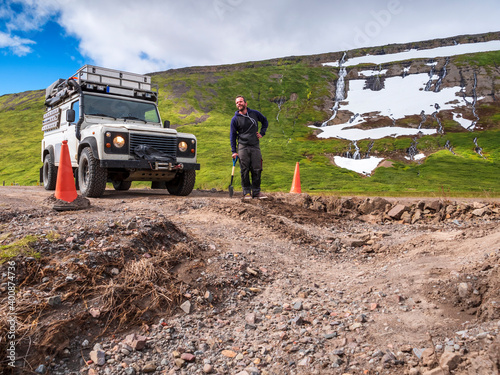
[{"x1": 0, "y1": 188, "x2": 499, "y2": 375}]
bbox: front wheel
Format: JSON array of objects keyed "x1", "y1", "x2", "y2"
[
  {"x1": 43, "y1": 153, "x2": 57, "y2": 190},
  {"x1": 166, "y1": 170, "x2": 195, "y2": 196},
  {"x1": 78, "y1": 147, "x2": 107, "y2": 197}
]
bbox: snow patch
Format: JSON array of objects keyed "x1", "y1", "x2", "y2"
[
  {"x1": 358, "y1": 69, "x2": 388, "y2": 77},
  {"x1": 453, "y1": 112, "x2": 475, "y2": 130},
  {"x1": 333, "y1": 156, "x2": 385, "y2": 176},
  {"x1": 323, "y1": 40, "x2": 500, "y2": 67},
  {"x1": 318, "y1": 40, "x2": 496, "y2": 176},
  {"x1": 312, "y1": 73, "x2": 475, "y2": 140},
  {"x1": 405, "y1": 153, "x2": 426, "y2": 161}
]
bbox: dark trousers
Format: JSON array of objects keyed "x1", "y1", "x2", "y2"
[{"x1": 238, "y1": 144, "x2": 262, "y2": 196}]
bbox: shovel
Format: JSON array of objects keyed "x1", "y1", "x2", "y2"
[{"x1": 229, "y1": 156, "x2": 238, "y2": 197}]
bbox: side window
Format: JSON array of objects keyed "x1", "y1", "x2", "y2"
[{"x1": 70, "y1": 100, "x2": 80, "y2": 125}]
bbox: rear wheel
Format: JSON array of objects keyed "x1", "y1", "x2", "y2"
[
  {"x1": 43, "y1": 153, "x2": 57, "y2": 190},
  {"x1": 151, "y1": 181, "x2": 167, "y2": 189},
  {"x1": 166, "y1": 170, "x2": 195, "y2": 196},
  {"x1": 78, "y1": 147, "x2": 107, "y2": 197},
  {"x1": 112, "y1": 180, "x2": 132, "y2": 191}
]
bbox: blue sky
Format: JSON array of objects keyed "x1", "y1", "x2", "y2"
[
  {"x1": 1, "y1": 20, "x2": 84, "y2": 95},
  {"x1": 1, "y1": 0, "x2": 499, "y2": 96}
]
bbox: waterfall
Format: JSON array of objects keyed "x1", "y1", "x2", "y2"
[
  {"x1": 372, "y1": 65, "x2": 383, "y2": 91},
  {"x1": 473, "y1": 137, "x2": 486, "y2": 159},
  {"x1": 460, "y1": 78, "x2": 471, "y2": 105},
  {"x1": 407, "y1": 137, "x2": 418, "y2": 161},
  {"x1": 372, "y1": 75, "x2": 382, "y2": 91},
  {"x1": 322, "y1": 52, "x2": 347, "y2": 127},
  {"x1": 469, "y1": 71, "x2": 480, "y2": 130},
  {"x1": 349, "y1": 113, "x2": 359, "y2": 123},
  {"x1": 275, "y1": 96, "x2": 286, "y2": 122},
  {"x1": 459, "y1": 71, "x2": 479, "y2": 131},
  {"x1": 402, "y1": 65, "x2": 410, "y2": 78},
  {"x1": 344, "y1": 142, "x2": 352, "y2": 158},
  {"x1": 352, "y1": 141, "x2": 361, "y2": 160},
  {"x1": 445, "y1": 140, "x2": 455, "y2": 155},
  {"x1": 432, "y1": 111, "x2": 443, "y2": 134},
  {"x1": 343, "y1": 140, "x2": 372, "y2": 160},
  {"x1": 418, "y1": 110, "x2": 426, "y2": 129},
  {"x1": 434, "y1": 57, "x2": 449, "y2": 92},
  {"x1": 424, "y1": 61, "x2": 436, "y2": 91},
  {"x1": 365, "y1": 141, "x2": 374, "y2": 158},
  {"x1": 430, "y1": 104, "x2": 443, "y2": 134}
]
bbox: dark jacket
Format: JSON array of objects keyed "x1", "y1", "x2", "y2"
[{"x1": 230, "y1": 108, "x2": 268, "y2": 153}]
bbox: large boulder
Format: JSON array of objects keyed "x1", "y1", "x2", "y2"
[{"x1": 387, "y1": 204, "x2": 408, "y2": 220}]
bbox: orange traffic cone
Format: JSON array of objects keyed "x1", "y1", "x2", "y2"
[
  {"x1": 290, "y1": 162, "x2": 301, "y2": 194},
  {"x1": 55, "y1": 140, "x2": 78, "y2": 203}
]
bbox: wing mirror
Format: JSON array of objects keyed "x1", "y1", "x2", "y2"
[{"x1": 66, "y1": 109, "x2": 76, "y2": 123}]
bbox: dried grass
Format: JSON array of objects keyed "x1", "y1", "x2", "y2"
[
  {"x1": 0, "y1": 222, "x2": 199, "y2": 372},
  {"x1": 97, "y1": 252, "x2": 183, "y2": 331}
]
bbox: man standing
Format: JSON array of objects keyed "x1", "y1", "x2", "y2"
[{"x1": 230, "y1": 95, "x2": 268, "y2": 199}]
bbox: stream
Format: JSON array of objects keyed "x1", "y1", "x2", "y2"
[{"x1": 322, "y1": 52, "x2": 347, "y2": 126}]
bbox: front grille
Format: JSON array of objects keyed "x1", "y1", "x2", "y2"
[{"x1": 129, "y1": 133, "x2": 177, "y2": 157}]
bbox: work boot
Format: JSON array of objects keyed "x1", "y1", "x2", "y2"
[
  {"x1": 253, "y1": 192, "x2": 268, "y2": 199},
  {"x1": 243, "y1": 193, "x2": 252, "y2": 199}
]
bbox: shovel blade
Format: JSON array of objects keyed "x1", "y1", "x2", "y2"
[{"x1": 229, "y1": 185, "x2": 234, "y2": 198}]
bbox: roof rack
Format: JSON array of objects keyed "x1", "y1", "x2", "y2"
[
  {"x1": 76, "y1": 65, "x2": 153, "y2": 91},
  {"x1": 45, "y1": 65, "x2": 159, "y2": 107}
]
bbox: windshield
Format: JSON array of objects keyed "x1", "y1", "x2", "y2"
[{"x1": 84, "y1": 94, "x2": 160, "y2": 123}]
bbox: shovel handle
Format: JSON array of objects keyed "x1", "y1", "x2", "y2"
[{"x1": 231, "y1": 157, "x2": 238, "y2": 175}]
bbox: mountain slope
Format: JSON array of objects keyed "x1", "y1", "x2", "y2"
[{"x1": 0, "y1": 33, "x2": 499, "y2": 195}]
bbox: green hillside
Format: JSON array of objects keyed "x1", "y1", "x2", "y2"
[
  {"x1": 0, "y1": 90, "x2": 45, "y2": 186},
  {"x1": 1, "y1": 51, "x2": 500, "y2": 197}
]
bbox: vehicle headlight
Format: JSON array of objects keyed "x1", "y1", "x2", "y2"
[
  {"x1": 178, "y1": 141, "x2": 188, "y2": 152},
  {"x1": 113, "y1": 135, "x2": 126, "y2": 148}
]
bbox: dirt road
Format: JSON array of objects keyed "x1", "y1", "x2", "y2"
[{"x1": 0, "y1": 186, "x2": 499, "y2": 375}]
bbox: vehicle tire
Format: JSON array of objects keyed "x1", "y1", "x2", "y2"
[
  {"x1": 166, "y1": 170, "x2": 195, "y2": 196},
  {"x1": 43, "y1": 153, "x2": 58, "y2": 190},
  {"x1": 151, "y1": 181, "x2": 167, "y2": 189},
  {"x1": 74, "y1": 169, "x2": 80, "y2": 191},
  {"x1": 112, "y1": 180, "x2": 132, "y2": 191},
  {"x1": 78, "y1": 147, "x2": 107, "y2": 197}
]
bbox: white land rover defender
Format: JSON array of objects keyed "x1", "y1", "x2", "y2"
[{"x1": 41, "y1": 65, "x2": 199, "y2": 197}]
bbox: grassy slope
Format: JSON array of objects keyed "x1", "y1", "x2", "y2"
[
  {"x1": 155, "y1": 62, "x2": 342, "y2": 192},
  {"x1": 0, "y1": 51, "x2": 499, "y2": 196},
  {"x1": 0, "y1": 91, "x2": 45, "y2": 186}
]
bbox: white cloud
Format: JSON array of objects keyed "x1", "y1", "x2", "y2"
[
  {"x1": 2, "y1": 0, "x2": 60, "y2": 31},
  {"x1": 2, "y1": 0, "x2": 500, "y2": 73},
  {"x1": 60, "y1": 0, "x2": 500, "y2": 73},
  {"x1": 0, "y1": 30, "x2": 35, "y2": 55},
  {"x1": 0, "y1": 0, "x2": 61, "y2": 56}
]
